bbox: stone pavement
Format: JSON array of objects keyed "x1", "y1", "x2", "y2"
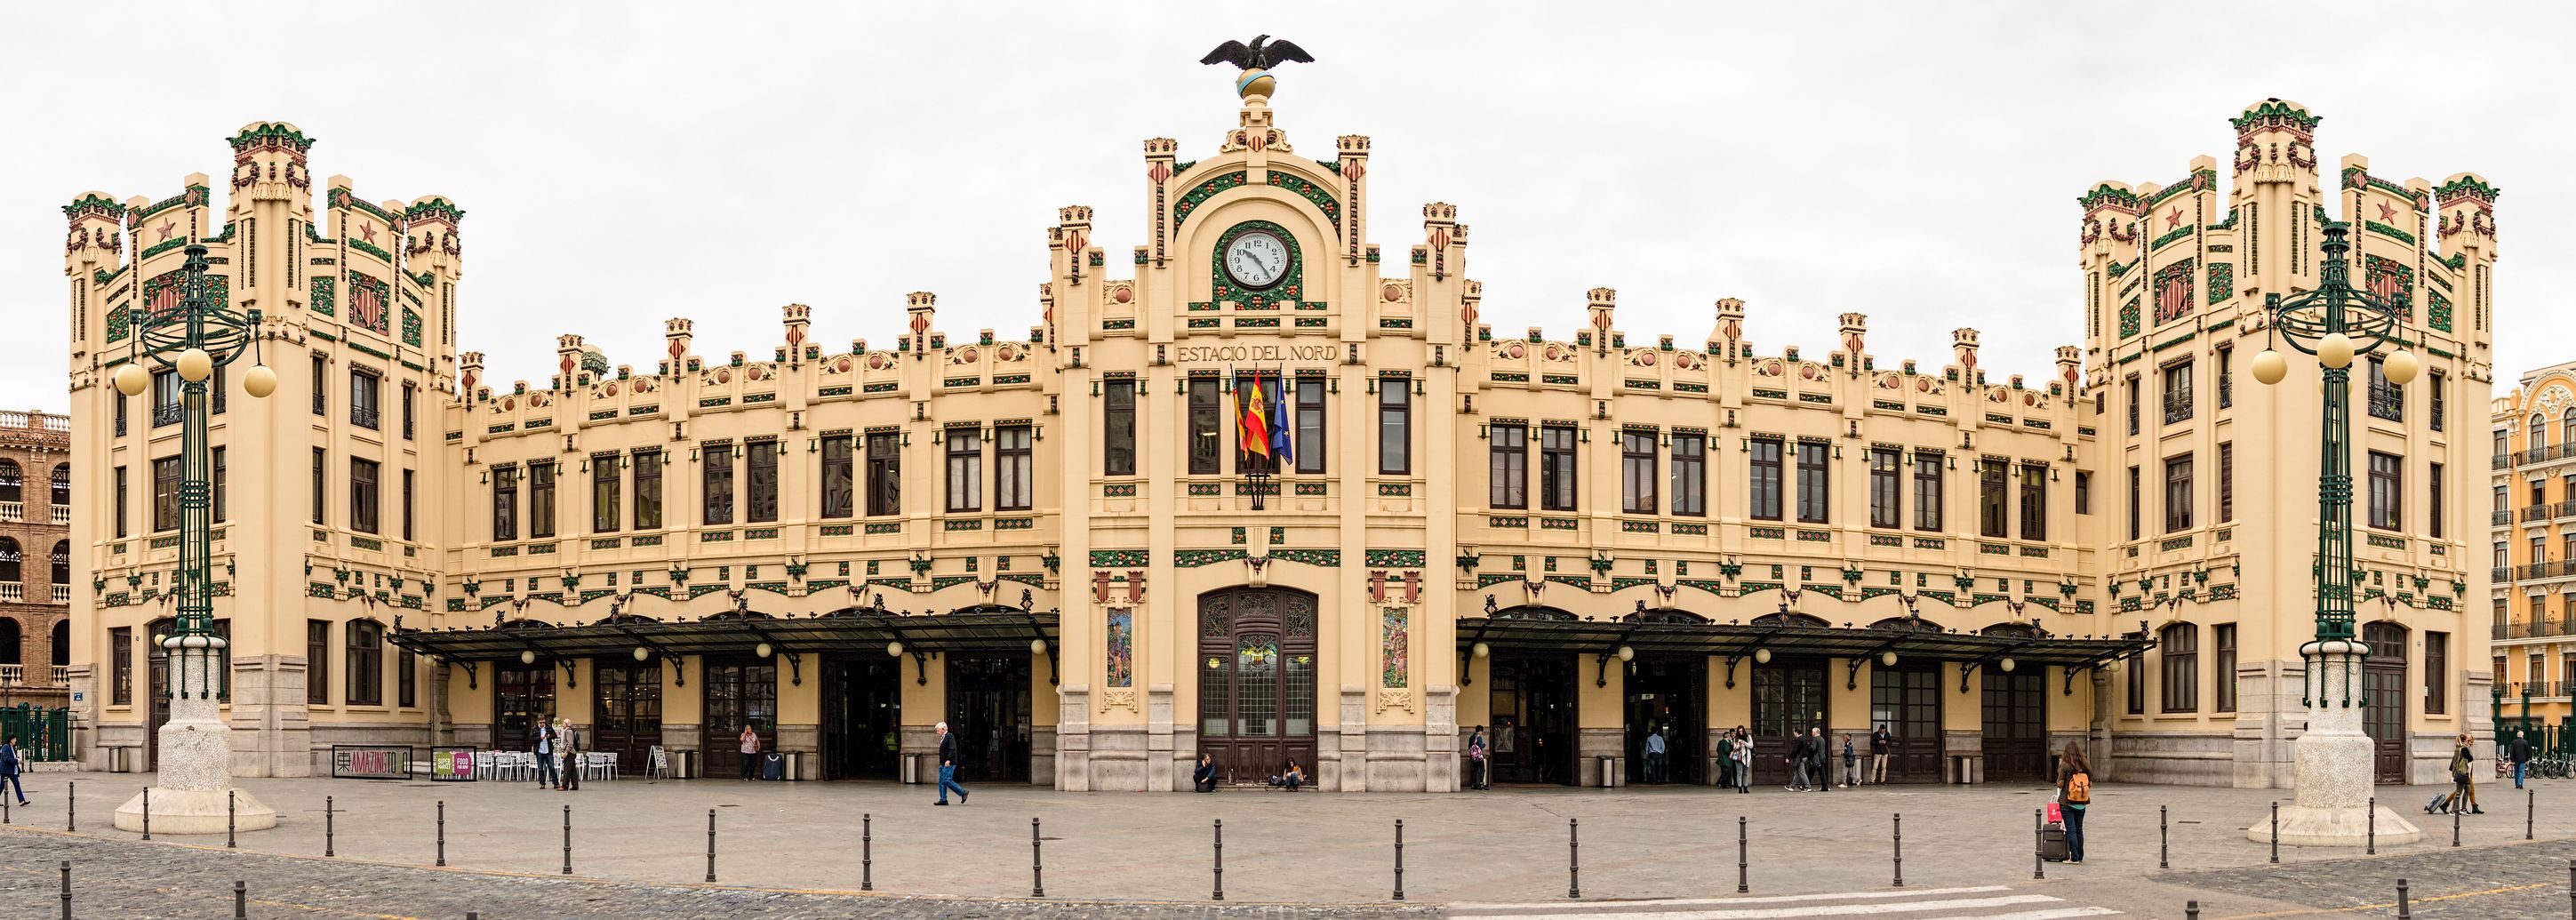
[{"x1": 4, "y1": 770, "x2": 2575, "y2": 914}]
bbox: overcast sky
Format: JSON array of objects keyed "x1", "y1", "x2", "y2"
[{"x1": 4, "y1": 3, "x2": 2567, "y2": 414}]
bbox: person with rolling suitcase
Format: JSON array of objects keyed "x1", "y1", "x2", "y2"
[
  {"x1": 2040, "y1": 797, "x2": 2070, "y2": 862},
  {"x1": 2055, "y1": 741, "x2": 2092, "y2": 865}
]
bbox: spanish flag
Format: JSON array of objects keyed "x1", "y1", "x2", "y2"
[{"x1": 1237, "y1": 372, "x2": 1272, "y2": 460}]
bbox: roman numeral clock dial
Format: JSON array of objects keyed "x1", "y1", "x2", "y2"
[{"x1": 1222, "y1": 229, "x2": 1289, "y2": 290}]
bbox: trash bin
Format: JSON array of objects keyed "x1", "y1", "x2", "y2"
[
  {"x1": 901, "y1": 753, "x2": 919, "y2": 784},
  {"x1": 1598, "y1": 756, "x2": 1615, "y2": 788},
  {"x1": 671, "y1": 748, "x2": 697, "y2": 780},
  {"x1": 778, "y1": 751, "x2": 804, "y2": 781},
  {"x1": 103, "y1": 746, "x2": 130, "y2": 773}
]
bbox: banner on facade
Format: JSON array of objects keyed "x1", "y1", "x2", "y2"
[
  {"x1": 330, "y1": 745, "x2": 412, "y2": 780},
  {"x1": 429, "y1": 747, "x2": 478, "y2": 781}
]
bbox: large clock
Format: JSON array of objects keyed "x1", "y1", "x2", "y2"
[{"x1": 1222, "y1": 229, "x2": 1290, "y2": 290}]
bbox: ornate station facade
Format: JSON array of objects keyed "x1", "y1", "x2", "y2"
[{"x1": 62, "y1": 88, "x2": 2497, "y2": 790}]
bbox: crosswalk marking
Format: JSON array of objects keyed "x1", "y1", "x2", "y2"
[
  {"x1": 1450, "y1": 894, "x2": 2059, "y2": 920},
  {"x1": 1452, "y1": 885, "x2": 2014, "y2": 910},
  {"x1": 1444, "y1": 886, "x2": 2124, "y2": 920}
]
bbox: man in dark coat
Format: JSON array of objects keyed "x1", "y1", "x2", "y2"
[
  {"x1": 2512, "y1": 728, "x2": 2533, "y2": 789},
  {"x1": 1786, "y1": 731, "x2": 1815, "y2": 791},
  {"x1": 1808, "y1": 727, "x2": 1832, "y2": 793}
]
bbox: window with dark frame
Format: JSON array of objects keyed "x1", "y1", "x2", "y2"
[
  {"x1": 1748, "y1": 437, "x2": 1783, "y2": 521},
  {"x1": 2217, "y1": 348, "x2": 2233, "y2": 409},
  {"x1": 2162, "y1": 360, "x2": 2193, "y2": 424},
  {"x1": 398, "y1": 645, "x2": 417, "y2": 708},
  {"x1": 492, "y1": 464, "x2": 518, "y2": 541},
  {"x1": 402, "y1": 468, "x2": 414, "y2": 542},
  {"x1": 746, "y1": 441, "x2": 779, "y2": 523},
  {"x1": 2429, "y1": 371, "x2": 2445, "y2": 431},
  {"x1": 2367, "y1": 451, "x2": 2403, "y2": 531},
  {"x1": 1488, "y1": 425, "x2": 1527, "y2": 509},
  {"x1": 348, "y1": 366, "x2": 381, "y2": 430},
  {"x1": 946, "y1": 428, "x2": 981, "y2": 513},
  {"x1": 2219, "y1": 442, "x2": 2234, "y2": 523},
  {"x1": 2126, "y1": 374, "x2": 2140, "y2": 435},
  {"x1": 348, "y1": 458, "x2": 380, "y2": 534},
  {"x1": 2126, "y1": 656, "x2": 2145, "y2": 715},
  {"x1": 1670, "y1": 433, "x2": 1706, "y2": 516},
  {"x1": 2164, "y1": 454, "x2": 2194, "y2": 532},
  {"x1": 1188, "y1": 378, "x2": 1221, "y2": 475},
  {"x1": 1913, "y1": 452, "x2": 1943, "y2": 532},
  {"x1": 2128, "y1": 465, "x2": 2141, "y2": 541},
  {"x1": 311, "y1": 448, "x2": 326, "y2": 525},
  {"x1": 703, "y1": 446, "x2": 735, "y2": 525},
  {"x1": 863, "y1": 434, "x2": 899, "y2": 517},
  {"x1": 2076, "y1": 469, "x2": 2092, "y2": 516},
  {"x1": 1868, "y1": 447, "x2": 1901, "y2": 528},
  {"x1": 1103, "y1": 382, "x2": 1136, "y2": 477},
  {"x1": 819, "y1": 436, "x2": 853, "y2": 519},
  {"x1": 212, "y1": 447, "x2": 226, "y2": 524},
  {"x1": 528, "y1": 460, "x2": 556, "y2": 539},
  {"x1": 2425, "y1": 630, "x2": 2447, "y2": 715},
  {"x1": 151, "y1": 370, "x2": 180, "y2": 428},
  {"x1": 2019, "y1": 463, "x2": 2047, "y2": 540},
  {"x1": 1295, "y1": 379, "x2": 1326, "y2": 474},
  {"x1": 1540, "y1": 424, "x2": 1576, "y2": 512},
  {"x1": 596, "y1": 455, "x2": 626, "y2": 531},
  {"x1": 152, "y1": 455, "x2": 180, "y2": 532},
  {"x1": 1620, "y1": 429, "x2": 1657, "y2": 515},
  {"x1": 2429, "y1": 462, "x2": 2444, "y2": 539},
  {"x1": 1978, "y1": 459, "x2": 2008, "y2": 538},
  {"x1": 212, "y1": 364, "x2": 226, "y2": 416},
  {"x1": 1379, "y1": 378, "x2": 1412, "y2": 475},
  {"x1": 347, "y1": 620, "x2": 382, "y2": 707},
  {"x1": 634, "y1": 450, "x2": 664, "y2": 529},
  {"x1": 1795, "y1": 441, "x2": 1828, "y2": 524},
  {"x1": 111, "y1": 627, "x2": 132, "y2": 706},
  {"x1": 311, "y1": 354, "x2": 327, "y2": 417},
  {"x1": 996, "y1": 425, "x2": 1033, "y2": 512},
  {"x1": 306, "y1": 620, "x2": 330, "y2": 705},
  {"x1": 2213, "y1": 623, "x2": 2237, "y2": 713},
  {"x1": 2160, "y1": 622, "x2": 2197, "y2": 713},
  {"x1": 2367, "y1": 356, "x2": 2404, "y2": 422},
  {"x1": 401, "y1": 381, "x2": 415, "y2": 440}
]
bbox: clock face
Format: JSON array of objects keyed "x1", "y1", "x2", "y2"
[{"x1": 1222, "y1": 230, "x2": 1290, "y2": 290}]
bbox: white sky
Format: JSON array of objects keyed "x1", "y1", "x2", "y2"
[{"x1": 3, "y1": 2, "x2": 2568, "y2": 412}]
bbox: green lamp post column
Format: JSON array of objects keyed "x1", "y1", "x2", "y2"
[{"x1": 2244, "y1": 221, "x2": 2425, "y2": 847}]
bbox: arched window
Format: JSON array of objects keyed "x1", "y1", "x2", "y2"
[
  {"x1": 0, "y1": 459, "x2": 20, "y2": 504},
  {"x1": 2159, "y1": 622, "x2": 2198, "y2": 713},
  {"x1": 51, "y1": 619, "x2": 68, "y2": 667},
  {"x1": 2563, "y1": 408, "x2": 2575, "y2": 452},
  {"x1": 49, "y1": 464, "x2": 68, "y2": 507},
  {"x1": 0, "y1": 618, "x2": 19, "y2": 666},
  {"x1": 50, "y1": 540, "x2": 68, "y2": 586},
  {"x1": 0, "y1": 538, "x2": 20, "y2": 585},
  {"x1": 2533, "y1": 415, "x2": 2550, "y2": 452}
]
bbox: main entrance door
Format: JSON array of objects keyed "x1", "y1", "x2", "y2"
[
  {"x1": 946, "y1": 654, "x2": 1032, "y2": 783},
  {"x1": 1751, "y1": 658, "x2": 1828, "y2": 786},
  {"x1": 1980, "y1": 670, "x2": 2046, "y2": 782},
  {"x1": 590, "y1": 659, "x2": 663, "y2": 772},
  {"x1": 702, "y1": 658, "x2": 777, "y2": 779},
  {"x1": 1197, "y1": 587, "x2": 1319, "y2": 785},
  {"x1": 495, "y1": 662, "x2": 557, "y2": 755},
  {"x1": 822, "y1": 656, "x2": 903, "y2": 780},
  {"x1": 1870, "y1": 662, "x2": 1943, "y2": 782},
  {"x1": 1625, "y1": 656, "x2": 1705, "y2": 784},
  {"x1": 1490, "y1": 653, "x2": 1578, "y2": 785},
  {"x1": 2364, "y1": 622, "x2": 2409, "y2": 784}
]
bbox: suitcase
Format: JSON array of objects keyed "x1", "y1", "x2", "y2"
[
  {"x1": 2039, "y1": 823, "x2": 2069, "y2": 862},
  {"x1": 2425, "y1": 791, "x2": 2452, "y2": 813},
  {"x1": 762, "y1": 753, "x2": 784, "y2": 781}
]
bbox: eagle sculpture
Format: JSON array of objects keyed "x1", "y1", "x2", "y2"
[{"x1": 1200, "y1": 35, "x2": 1316, "y2": 71}]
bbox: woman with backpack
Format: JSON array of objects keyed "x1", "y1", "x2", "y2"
[{"x1": 2056, "y1": 741, "x2": 2092, "y2": 865}]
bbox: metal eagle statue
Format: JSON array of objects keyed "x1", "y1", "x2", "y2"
[{"x1": 1200, "y1": 35, "x2": 1316, "y2": 70}]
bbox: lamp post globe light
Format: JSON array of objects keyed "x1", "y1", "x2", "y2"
[
  {"x1": 2244, "y1": 221, "x2": 2421, "y2": 847},
  {"x1": 111, "y1": 244, "x2": 281, "y2": 834}
]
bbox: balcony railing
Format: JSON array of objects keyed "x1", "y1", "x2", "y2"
[
  {"x1": 2556, "y1": 500, "x2": 2576, "y2": 521},
  {"x1": 50, "y1": 584, "x2": 68, "y2": 604},
  {"x1": 0, "y1": 583, "x2": 20, "y2": 602},
  {"x1": 2497, "y1": 509, "x2": 2517, "y2": 526},
  {"x1": 49, "y1": 665, "x2": 67, "y2": 686},
  {"x1": 2367, "y1": 384, "x2": 2404, "y2": 422},
  {"x1": 0, "y1": 665, "x2": 19, "y2": 686},
  {"x1": 0, "y1": 501, "x2": 18, "y2": 523},
  {"x1": 351, "y1": 404, "x2": 380, "y2": 430},
  {"x1": 48, "y1": 504, "x2": 65, "y2": 524},
  {"x1": 2496, "y1": 565, "x2": 2516, "y2": 583},
  {"x1": 2524, "y1": 505, "x2": 2554, "y2": 523},
  {"x1": 2164, "y1": 397, "x2": 2194, "y2": 425},
  {"x1": 2521, "y1": 560, "x2": 2576, "y2": 580},
  {"x1": 152, "y1": 402, "x2": 183, "y2": 428}
]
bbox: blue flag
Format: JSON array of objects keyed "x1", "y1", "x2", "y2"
[{"x1": 1266, "y1": 373, "x2": 1294, "y2": 468}]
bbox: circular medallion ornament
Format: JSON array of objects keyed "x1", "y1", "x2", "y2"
[
  {"x1": 1223, "y1": 229, "x2": 1290, "y2": 290},
  {"x1": 1383, "y1": 284, "x2": 1404, "y2": 302}
]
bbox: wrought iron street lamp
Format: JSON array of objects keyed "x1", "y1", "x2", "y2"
[{"x1": 2245, "y1": 220, "x2": 2422, "y2": 846}]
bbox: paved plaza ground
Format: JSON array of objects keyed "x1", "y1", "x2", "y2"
[{"x1": 5, "y1": 770, "x2": 2576, "y2": 917}]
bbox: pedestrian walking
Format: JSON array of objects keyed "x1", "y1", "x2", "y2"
[
  {"x1": 1644, "y1": 727, "x2": 1668, "y2": 784},
  {"x1": 1732, "y1": 729, "x2": 1754, "y2": 794},
  {"x1": 1808, "y1": 727, "x2": 1831, "y2": 793},
  {"x1": 934, "y1": 721, "x2": 970, "y2": 804},
  {"x1": 1785, "y1": 731, "x2": 1813, "y2": 791},
  {"x1": 2055, "y1": 741, "x2": 2092, "y2": 865},
  {"x1": 556, "y1": 719, "x2": 580, "y2": 791},
  {"x1": 532, "y1": 715, "x2": 557, "y2": 788},
  {"x1": 0, "y1": 733, "x2": 28, "y2": 805},
  {"x1": 738, "y1": 724, "x2": 761, "y2": 781},
  {"x1": 2444, "y1": 732, "x2": 2481, "y2": 814},
  {"x1": 1870, "y1": 724, "x2": 1891, "y2": 784},
  {"x1": 1838, "y1": 734, "x2": 1859, "y2": 788},
  {"x1": 2511, "y1": 728, "x2": 2532, "y2": 789},
  {"x1": 1466, "y1": 726, "x2": 1490, "y2": 790}
]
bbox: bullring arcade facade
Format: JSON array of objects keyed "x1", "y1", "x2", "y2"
[{"x1": 64, "y1": 87, "x2": 2495, "y2": 791}]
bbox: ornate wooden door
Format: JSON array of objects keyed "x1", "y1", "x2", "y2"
[
  {"x1": 1980, "y1": 670, "x2": 2047, "y2": 782},
  {"x1": 1871, "y1": 663, "x2": 1944, "y2": 782},
  {"x1": 1196, "y1": 588, "x2": 1318, "y2": 784},
  {"x1": 2364, "y1": 622, "x2": 2409, "y2": 784}
]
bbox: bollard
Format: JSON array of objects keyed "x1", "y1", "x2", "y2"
[
  {"x1": 1567, "y1": 817, "x2": 1581, "y2": 899},
  {"x1": 2397, "y1": 878, "x2": 2412, "y2": 919},
  {"x1": 1737, "y1": 815, "x2": 1748, "y2": 893},
  {"x1": 2453, "y1": 804, "x2": 2461, "y2": 848},
  {"x1": 2566, "y1": 860, "x2": 2573, "y2": 918},
  {"x1": 1031, "y1": 817, "x2": 1045, "y2": 898},
  {"x1": 2186, "y1": 900, "x2": 2200, "y2": 920},
  {"x1": 142, "y1": 786, "x2": 150, "y2": 841},
  {"x1": 1892, "y1": 812, "x2": 1904, "y2": 888},
  {"x1": 66, "y1": 780, "x2": 73, "y2": 832},
  {"x1": 436, "y1": 801, "x2": 446, "y2": 867},
  {"x1": 2268, "y1": 801, "x2": 2277, "y2": 863},
  {"x1": 2369, "y1": 796, "x2": 2377, "y2": 854},
  {"x1": 1212, "y1": 819, "x2": 1224, "y2": 901},
  {"x1": 235, "y1": 881, "x2": 247, "y2": 919},
  {"x1": 2159, "y1": 804, "x2": 2168, "y2": 869},
  {"x1": 2533, "y1": 788, "x2": 2540, "y2": 841},
  {"x1": 227, "y1": 790, "x2": 236, "y2": 849},
  {"x1": 861, "y1": 813, "x2": 873, "y2": 891},
  {"x1": 324, "y1": 796, "x2": 335, "y2": 858},
  {"x1": 4, "y1": 788, "x2": 9, "y2": 824},
  {"x1": 2032, "y1": 809, "x2": 2044, "y2": 880},
  {"x1": 60, "y1": 860, "x2": 70, "y2": 920},
  {"x1": 706, "y1": 809, "x2": 716, "y2": 883},
  {"x1": 562, "y1": 804, "x2": 572, "y2": 876},
  {"x1": 1393, "y1": 819, "x2": 1404, "y2": 901}
]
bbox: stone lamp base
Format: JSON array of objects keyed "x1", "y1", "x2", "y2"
[
  {"x1": 2247, "y1": 639, "x2": 2426, "y2": 847},
  {"x1": 113, "y1": 787, "x2": 278, "y2": 835}
]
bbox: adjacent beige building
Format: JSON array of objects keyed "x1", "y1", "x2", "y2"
[
  {"x1": 62, "y1": 91, "x2": 2497, "y2": 790},
  {"x1": 2490, "y1": 361, "x2": 2576, "y2": 734}
]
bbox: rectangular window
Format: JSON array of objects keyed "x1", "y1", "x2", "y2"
[
  {"x1": 152, "y1": 455, "x2": 181, "y2": 532},
  {"x1": 397, "y1": 646, "x2": 417, "y2": 708},
  {"x1": 2164, "y1": 454, "x2": 2194, "y2": 532},
  {"x1": 151, "y1": 370, "x2": 181, "y2": 428},
  {"x1": 115, "y1": 389, "x2": 127, "y2": 436},
  {"x1": 2429, "y1": 371, "x2": 2445, "y2": 431},
  {"x1": 1379, "y1": 378, "x2": 1412, "y2": 475},
  {"x1": 2429, "y1": 462, "x2": 2444, "y2": 539},
  {"x1": 1620, "y1": 430, "x2": 1657, "y2": 515},
  {"x1": 1670, "y1": 433, "x2": 1706, "y2": 516},
  {"x1": 1188, "y1": 379, "x2": 1221, "y2": 476},
  {"x1": 1295, "y1": 379, "x2": 1326, "y2": 474},
  {"x1": 1540, "y1": 424, "x2": 1578, "y2": 512},
  {"x1": 745, "y1": 440, "x2": 779, "y2": 523},
  {"x1": 2367, "y1": 356, "x2": 2403, "y2": 422},
  {"x1": 2425, "y1": 631, "x2": 2448, "y2": 715},
  {"x1": 1102, "y1": 382, "x2": 1136, "y2": 477},
  {"x1": 702, "y1": 447, "x2": 734, "y2": 525},
  {"x1": 634, "y1": 450, "x2": 664, "y2": 529},
  {"x1": 212, "y1": 447, "x2": 227, "y2": 524},
  {"x1": 1488, "y1": 425, "x2": 1527, "y2": 509},
  {"x1": 1795, "y1": 441, "x2": 1829, "y2": 524},
  {"x1": 2217, "y1": 348, "x2": 2233, "y2": 410},
  {"x1": 1979, "y1": 459, "x2": 2008, "y2": 538},
  {"x1": 491, "y1": 464, "x2": 518, "y2": 541},
  {"x1": 1913, "y1": 452, "x2": 1943, "y2": 532},
  {"x1": 2367, "y1": 451, "x2": 2402, "y2": 531},
  {"x1": 596, "y1": 455, "x2": 627, "y2": 531},
  {"x1": 401, "y1": 381, "x2": 415, "y2": 440},
  {"x1": 2160, "y1": 624, "x2": 2197, "y2": 713},
  {"x1": 110, "y1": 627, "x2": 132, "y2": 706},
  {"x1": 864, "y1": 434, "x2": 899, "y2": 516},
  {"x1": 2213, "y1": 623, "x2": 2237, "y2": 713},
  {"x1": 996, "y1": 425, "x2": 1033, "y2": 512},
  {"x1": 528, "y1": 460, "x2": 556, "y2": 539},
  {"x1": 2075, "y1": 470, "x2": 2092, "y2": 516},
  {"x1": 1748, "y1": 437, "x2": 1783, "y2": 521},
  {"x1": 2127, "y1": 656, "x2": 2146, "y2": 715},
  {"x1": 2219, "y1": 442, "x2": 2234, "y2": 523},
  {"x1": 346, "y1": 620, "x2": 382, "y2": 707},
  {"x1": 311, "y1": 448, "x2": 327, "y2": 525},
  {"x1": 2128, "y1": 465, "x2": 2142, "y2": 541},
  {"x1": 1868, "y1": 447, "x2": 1901, "y2": 528},
  {"x1": 946, "y1": 428, "x2": 981, "y2": 513},
  {"x1": 348, "y1": 458, "x2": 380, "y2": 534},
  {"x1": 311, "y1": 354, "x2": 327, "y2": 417},
  {"x1": 2125, "y1": 374, "x2": 2140, "y2": 436},
  {"x1": 819, "y1": 436, "x2": 852, "y2": 519},
  {"x1": 2162, "y1": 360, "x2": 2193, "y2": 424},
  {"x1": 402, "y1": 468, "x2": 414, "y2": 542},
  {"x1": 212, "y1": 364, "x2": 226, "y2": 416},
  {"x1": 2019, "y1": 463, "x2": 2047, "y2": 540},
  {"x1": 306, "y1": 620, "x2": 330, "y2": 705},
  {"x1": 348, "y1": 366, "x2": 381, "y2": 430}
]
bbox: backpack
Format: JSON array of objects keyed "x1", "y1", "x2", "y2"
[{"x1": 2065, "y1": 771, "x2": 2092, "y2": 805}]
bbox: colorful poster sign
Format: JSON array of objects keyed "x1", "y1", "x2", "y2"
[{"x1": 430, "y1": 747, "x2": 477, "y2": 781}]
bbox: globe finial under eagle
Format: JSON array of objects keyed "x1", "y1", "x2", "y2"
[{"x1": 1201, "y1": 34, "x2": 1315, "y2": 99}]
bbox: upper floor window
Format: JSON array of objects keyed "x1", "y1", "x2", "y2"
[
  {"x1": 1488, "y1": 425, "x2": 1527, "y2": 509},
  {"x1": 151, "y1": 370, "x2": 182, "y2": 428},
  {"x1": 745, "y1": 440, "x2": 779, "y2": 524},
  {"x1": 596, "y1": 454, "x2": 627, "y2": 531},
  {"x1": 2, "y1": 460, "x2": 28, "y2": 506},
  {"x1": 864, "y1": 433, "x2": 900, "y2": 516},
  {"x1": 2161, "y1": 361, "x2": 2193, "y2": 424},
  {"x1": 634, "y1": 450, "x2": 665, "y2": 529},
  {"x1": 348, "y1": 458, "x2": 380, "y2": 534},
  {"x1": 1188, "y1": 379, "x2": 1222, "y2": 476},
  {"x1": 491, "y1": 464, "x2": 518, "y2": 540},
  {"x1": 1539, "y1": 424, "x2": 1576, "y2": 512},
  {"x1": 2164, "y1": 454, "x2": 2194, "y2": 532},
  {"x1": 2159, "y1": 623, "x2": 2198, "y2": 713},
  {"x1": 2018, "y1": 463, "x2": 2047, "y2": 541},
  {"x1": 528, "y1": 460, "x2": 556, "y2": 539},
  {"x1": 49, "y1": 464, "x2": 68, "y2": 507},
  {"x1": 401, "y1": 381, "x2": 416, "y2": 440},
  {"x1": 311, "y1": 448, "x2": 328, "y2": 525},
  {"x1": 311, "y1": 354, "x2": 328, "y2": 417},
  {"x1": 819, "y1": 436, "x2": 853, "y2": 520},
  {"x1": 1794, "y1": 441, "x2": 1828, "y2": 524},
  {"x1": 996, "y1": 425, "x2": 1033, "y2": 512},
  {"x1": 152, "y1": 455, "x2": 181, "y2": 532},
  {"x1": 1748, "y1": 437, "x2": 1783, "y2": 521},
  {"x1": 2367, "y1": 451, "x2": 2402, "y2": 531},
  {"x1": 702, "y1": 446, "x2": 734, "y2": 525},
  {"x1": 1378, "y1": 378, "x2": 1412, "y2": 476},
  {"x1": 2125, "y1": 374, "x2": 2140, "y2": 436},
  {"x1": 2076, "y1": 470, "x2": 2092, "y2": 516},
  {"x1": 2127, "y1": 465, "x2": 2142, "y2": 541},
  {"x1": 1102, "y1": 382, "x2": 1136, "y2": 477},
  {"x1": 1670, "y1": 433, "x2": 1706, "y2": 516},
  {"x1": 113, "y1": 466, "x2": 127, "y2": 538},
  {"x1": 1620, "y1": 430, "x2": 1656, "y2": 515},
  {"x1": 349, "y1": 365, "x2": 382, "y2": 430},
  {"x1": 2218, "y1": 442, "x2": 2234, "y2": 524},
  {"x1": 1294, "y1": 379, "x2": 1326, "y2": 475},
  {"x1": 946, "y1": 428, "x2": 981, "y2": 513},
  {"x1": 1868, "y1": 447, "x2": 1901, "y2": 528},
  {"x1": 2428, "y1": 371, "x2": 2444, "y2": 431},
  {"x1": 2217, "y1": 348, "x2": 2233, "y2": 410},
  {"x1": 2429, "y1": 461, "x2": 2444, "y2": 540},
  {"x1": 2366, "y1": 357, "x2": 2402, "y2": 423},
  {"x1": 1978, "y1": 459, "x2": 2009, "y2": 538},
  {"x1": 1913, "y1": 452, "x2": 1943, "y2": 532}
]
